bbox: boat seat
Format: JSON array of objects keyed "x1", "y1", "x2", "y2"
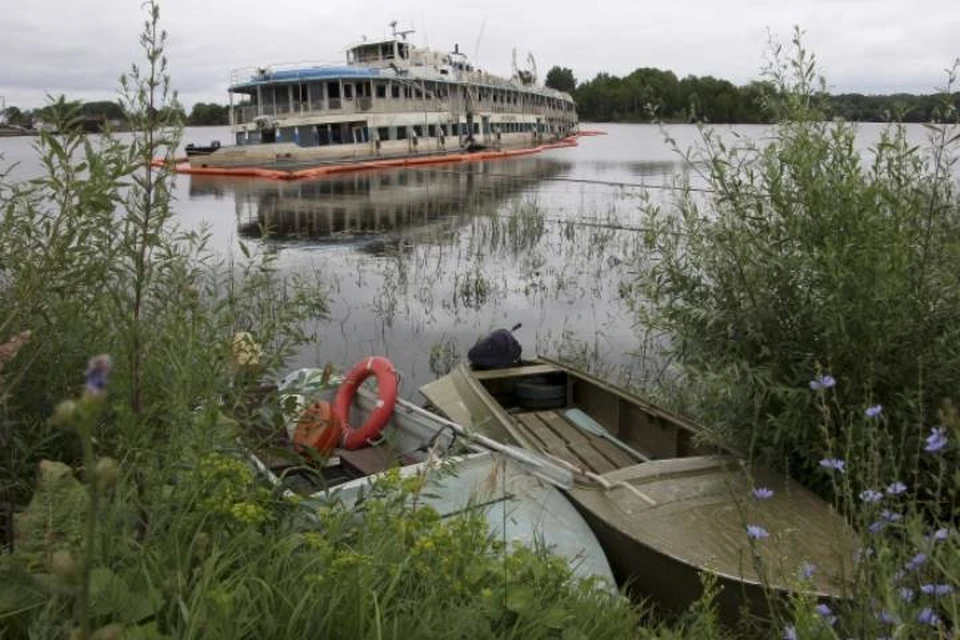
[{"x1": 338, "y1": 446, "x2": 398, "y2": 476}]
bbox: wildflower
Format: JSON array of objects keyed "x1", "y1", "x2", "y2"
[
  {"x1": 868, "y1": 521, "x2": 886, "y2": 535},
  {"x1": 783, "y1": 626, "x2": 797, "y2": 640},
  {"x1": 799, "y1": 562, "x2": 817, "y2": 579},
  {"x1": 880, "y1": 510, "x2": 902, "y2": 523},
  {"x1": 809, "y1": 374, "x2": 836, "y2": 390},
  {"x1": 815, "y1": 603, "x2": 837, "y2": 626},
  {"x1": 899, "y1": 587, "x2": 915, "y2": 602},
  {"x1": 916, "y1": 607, "x2": 939, "y2": 626},
  {"x1": 84, "y1": 354, "x2": 112, "y2": 395},
  {"x1": 886, "y1": 481, "x2": 907, "y2": 495},
  {"x1": 859, "y1": 489, "x2": 884, "y2": 503},
  {"x1": 752, "y1": 486, "x2": 774, "y2": 500},
  {"x1": 876, "y1": 609, "x2": 899, "y2": 625},
  {"x1": 865, "y1": 404, "x2": 883, "y2": 418},
  {"x1": 905, "y1": 552, "x2": 927, "y2": 571},
  {"x1": 920, "y1": 584, "x2": 954, "y2": 596},
  {"x1": 924, "y1": 426, "x2": 948, "y2": 453},
  {"x1": 746, "y1": 525, "x2": 769, "y2": 540},
  {"x1": 929, "y1": 528, "x2": 950, "y2": 542},
  {"x1": 819, "y1": 458, "x2": 846, "y2": 473},
  {"x1": 232, "y1": 331, "x2": 263, "y2": 368}
]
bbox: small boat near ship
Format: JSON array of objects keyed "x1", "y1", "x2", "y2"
[
  {"x1": 184, "y1": 140, "x2": 221, "y2": 157},
  {"x1": 186, "y1": 23, "x2": 578, "y2": 172},
  {"x1": 420, "y1": 356, "x2": 858, "y2": 621},
  {"x1": 247, "y1": 362, "x2": 617, "y2": 586}
]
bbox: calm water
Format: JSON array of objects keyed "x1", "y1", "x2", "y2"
[{"x1": 0, "y1": 122, "x2": 939, "y2": 397}]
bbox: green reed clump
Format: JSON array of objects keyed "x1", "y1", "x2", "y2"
[
  {"x1": 638, "y1": 29, "x2": 960, "y2": 495},
  {"x1": 0, "y1": 4, "x2": 650, "y2": 638}
]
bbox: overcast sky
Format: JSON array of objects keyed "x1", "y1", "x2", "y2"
[{"x1": 2, "y1": 0, "x2": 958, "y2": 110}]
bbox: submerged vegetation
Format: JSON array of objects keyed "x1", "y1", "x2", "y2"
[{"x1": 0, "y1": 5, "x2": 957, "y2": 640}]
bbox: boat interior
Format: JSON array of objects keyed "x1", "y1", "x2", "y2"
[
  {"x1": 470, "y1": 361, "x2": 718, "y2": 475},
  {"x1": 254, "y1": 380, "x2": 462, "y2": 498}
]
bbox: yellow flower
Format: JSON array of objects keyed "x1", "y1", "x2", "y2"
[{"x1": 232, "y1": 331, "x2": 263, "y2": 368}]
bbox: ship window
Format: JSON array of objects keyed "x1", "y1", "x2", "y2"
[
  {"x1": 380, "y1": 43, "x2": 393, "y2": 59},
  {"x1": 395, "y1": 126, "x2": 407, "y2": 140},
  {"x1": 413, "y1": 125, "x2": 423, "y2": 137},
  {"x1": 327, "y1": 82, "x2": 341, "y2": 99},
  {"x1": 375, "y1": 82, "x2": 387, "y2": 98},
  {"x1": 343, "y1": 84, "x2": 353, "y2": 99},
  {"x1": 427, "y1": 124, "x2": 436, "y2": 137},
  {"x1": 391, "y1": 83, "x2": 400, "y2": 99},
  {"x1": 318, "y1": 125, "x2": 330, "y2": 146},
  {"x1": 398, "y1": 43, "x2": 409, "y2": 59},
  {"x1": 377, "y1": 126, "x2": 390, "y2": 141}
]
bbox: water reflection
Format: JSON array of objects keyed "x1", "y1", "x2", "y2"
[{"x1": 187, "y1": 158, "x2": 570, "y2": 246}]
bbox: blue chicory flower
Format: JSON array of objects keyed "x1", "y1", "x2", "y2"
[
  {"x1": 800, "y1": 562, "x2": 816, "y2": 579},
  {"x1": 905, "y1": 553, "x2": 927, "y2": 571},
  {"x1": 876, "y1": 609, "x2": 899, "y2": 625},
  {"x1": 783, "y1": 626, "x2": 797, "y2": 640},
  {"x1": 865, "y1": 404, "x2": 883, "y2": 418},
  {"x1": 819, "y1": 458, "x2": 846, "y2": 473},
  {"x1": 899, "y1": 587, "x2": 915, "y2": 602},
  {"x1": 84, "y1": 354, "x2": 112, "y2": 395},
  {"x1": 860, "y1": 489, "x2": 884, "y2": 503},
  {"x1": 929, "y1": 528, "x2": 950, "y2": 542},
  {"x1": 886, "y1": 481, "x2": 907, "y2": 495},
  {"x1": 925, "y1": 426, "x2": 948, "y2": 453},
  {"x1": 917, "y1": 607, "x2": 939, "y2": 625},
  {"x1": 868, "y1": 521, "x2": 886, "y2": 535},
  {"x1": 880, "y1": 510, "x2": 902, "y2": 523},
  {"x1": 752, "y1": 487, "x2": 774, "y2": 500},
  {"x1": 920, "y1": 584, "x2": 954, "y2": 596},
  {"x1": 809, "y1": 374, "x2": 836, "y2": 390},
  {"x1": 746, "y1": 525, "x2": 769, "y2": 540},
  {"x1": 815, "y1": 603, "x2": 837, "y2": 626}
]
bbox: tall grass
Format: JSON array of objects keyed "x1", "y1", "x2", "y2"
[
  {"x1": 635, "y1": 29, "x2": 959, "y2": 637},
  {"x1": 0, "y1": 4, "x2": 647, "y2": 639}
]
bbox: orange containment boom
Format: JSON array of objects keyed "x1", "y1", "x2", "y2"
[{"x1": 151, "y1": 134, "x2": 589, "y2": 182}]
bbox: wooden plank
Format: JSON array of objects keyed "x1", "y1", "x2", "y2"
[
  {"x1": 515, "y1": 413, "x2": 603, "y2": 473},
  {"x1": 471, "y1": 363, "x2": 560, "y2": 380},
  {"x1": 550, "y1": 408, "x2": 639, "y2": 469},
  {"x1": 537, "y1": 411, "x2": 617, "y2": 474}
]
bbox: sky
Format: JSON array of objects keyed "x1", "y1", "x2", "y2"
[{"x1": 1, "y1": 0, "x2": 958, "y2": 111}]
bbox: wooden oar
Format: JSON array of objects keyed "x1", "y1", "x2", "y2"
[
  {"x1": 564, "y1": 408, "x2": 650, "y2": 462},
  {"x1": 401, "y1": 401, "x2": 574, "y2": 490}
]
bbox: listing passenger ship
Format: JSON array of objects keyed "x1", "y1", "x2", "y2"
[{"x1": 190, "y1": 24, "x2": 579, "y2": 169}]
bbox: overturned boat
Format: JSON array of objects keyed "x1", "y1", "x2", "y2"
[{"x1": 248, "y1": 363, "x2": 617, "y2": 586}]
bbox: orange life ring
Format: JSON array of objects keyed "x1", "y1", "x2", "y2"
[
  {"x1": 334, "y1": 356, "x2": 398, "y2": 450},
  {"x1": 292, "y1": 400, "x2": 342, "y2": 454}
]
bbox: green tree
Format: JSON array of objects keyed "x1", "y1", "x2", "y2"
[
  {"x1": 544, "y1": 66, "x2": 577, "y2": 94},
  {"x1": 187, "y1": 102, "x2": 229, "y2": 126}
]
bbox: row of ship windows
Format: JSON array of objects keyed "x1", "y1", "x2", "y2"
[
  {"x1": 238, "y1": 121, "x2": 554, "y2": 146},
  {"x1": 247, "y1": 80, "x2": 573, "y2": 110}
]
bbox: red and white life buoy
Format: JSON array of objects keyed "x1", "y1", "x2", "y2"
[{"x1": 334, "y1": 356, "x2": 398, "y2": 450}]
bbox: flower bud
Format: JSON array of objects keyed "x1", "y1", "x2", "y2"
[
  {"x1": 91, "y1": 623, "x2": 124, "y2": 640},
  {"x1": 51, "y1": 400, "x2": 78, "y2": 426},
  {"x1": 94, "y1": 457, "x2": 120, "y2": 491},
  {"x1": 50, "y1": 549, "x2": 80, "y2": 582}
]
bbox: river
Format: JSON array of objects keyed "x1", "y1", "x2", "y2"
[{"x1": 0, "y1": 122, "x2": 940, "y2": 397}]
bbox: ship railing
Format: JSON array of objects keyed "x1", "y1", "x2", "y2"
[{"x1": 229, "y1": 60, "x2": 346, "y2": 86}]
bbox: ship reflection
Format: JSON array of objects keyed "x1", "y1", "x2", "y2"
[{"x1": 187, "y1": 158, "x2": 569, "y2": 246}]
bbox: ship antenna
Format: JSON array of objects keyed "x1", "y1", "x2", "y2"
[{"x1": 473, "y1": 19, "x2": 486, "y2": 67}]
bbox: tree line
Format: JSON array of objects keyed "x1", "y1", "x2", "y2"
[
  {"x1": 4, "y1": 69, "x2": 955, "y2": 129},
  {"x1": 2, "y1": 100, "x2": 229, "y2": 128},
  {"x1": 544, "y1": 65, "x2": 959, "y2": 123}
]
